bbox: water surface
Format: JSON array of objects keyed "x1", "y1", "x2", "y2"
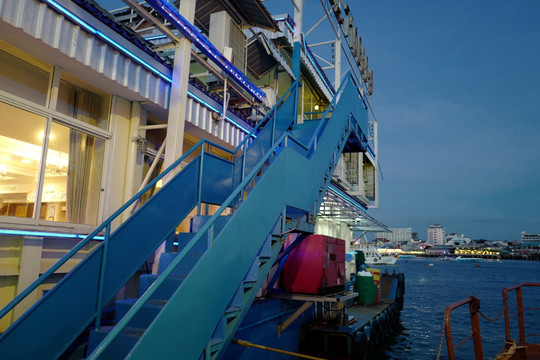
[{"x1": 371, "y1": 257, "x2": 540, "y2": 360}]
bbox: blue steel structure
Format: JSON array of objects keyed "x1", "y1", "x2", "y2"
[{"x1": 0, "y1": 72, "x2": 370, "y2": 359}]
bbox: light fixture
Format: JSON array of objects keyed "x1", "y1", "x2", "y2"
[{"x1": 314, "y1": 104, "x2": 320, "y2": 111}]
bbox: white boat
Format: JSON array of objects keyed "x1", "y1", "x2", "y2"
[
  {"x1": 355, "y1": 245, "x2": 399, "y2": 265},
  {"x1": 452, "y1": 256, "x2": 483, "y2": 262}
]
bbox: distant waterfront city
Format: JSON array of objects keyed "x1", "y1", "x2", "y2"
[{"x1": 371, "y1": 224, "x2": 540, "y2": 260}]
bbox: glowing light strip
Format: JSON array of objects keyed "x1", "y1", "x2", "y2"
[
  {"x1": 302, "y1": 36, "x2": 335, "y2": 96},
  {"x1": 145, "y1": 0, "x2": 265, "y2": 102},
  {"x1": 328, "y1": 185, "x2": 367, "y2": 212},
  {"x1": 0, "y1": 228, "x2": 105, "y2": 240},
  {"x1": 43, "y1": 0, "x2": 172, "y2": 83},
  {"x1": 145, "y1": 34, "x2": 167, "y2": 41},
  {"x1": 42, "y1": 0, "x2": 253, "y2": 136},
  {"x1": 366, "y1": 144, "x2": 375, "y2": 158}
]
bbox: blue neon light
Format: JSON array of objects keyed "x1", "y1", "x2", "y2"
[
  {"x1": 328, "y1": 185, "x2": 367, "y2": 212},
  {"x1": 145, "y1": 34, "x2": 168, "y2": 41},
  {"x1": 302, "y1": 36, "x2": 335, "y2": 96},
  {"x1": 366, "y1": 144, "x2": 375, "y2": 158},
  {"x1": 0, "y1": 228, "x2": 105, "y2": 240},
  {"x1": 42, "y1": 0, "x2": 254, "y2": 135},
  {"x1": 145, "y1": 0, "x2": 266, "y2": 102},
  {"x1": 44, "y1": 0, "x2": 172, "y2": 83}
]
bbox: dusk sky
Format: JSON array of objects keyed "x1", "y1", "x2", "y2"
[
  {"x1": 103, "y1": 1, "x2": 540, "y2": 242},
  {"x1": 264, "y1": 0, "x2": 540, "y2": 241}
]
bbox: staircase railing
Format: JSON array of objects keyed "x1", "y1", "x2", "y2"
[
  {"x1": 0, "y1": 81, "x2": 299, "y2": 333},
  {"x1": 86, "y1": 73, "x2": 360, "y2": 358}
]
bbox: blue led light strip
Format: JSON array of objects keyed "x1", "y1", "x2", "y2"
[
  {"x1": 0, "y1": 228, "x2": 105, "y2": 240},
  {"x1": 42, "y1": 0, "x2": 253, "y2": 136},
  {"x1": 44, "y1": 0, "x2": 172, "y2": 83},
  {"x1": 328, "y1": 185, "x2": 367, "y2": 212},
  {"x1": 145, "y1": 0, "x2": 266, "y2": 102},
  {"x1": 302, "y1": 35, "x2": 335, "y2": 96}
]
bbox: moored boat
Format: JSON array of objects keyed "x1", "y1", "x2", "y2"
[
  {"x1": 453, "y1": 255, "x2": 483, "y2": 262},
  {"x1": 355, "y1": 245, "x2": 399, "y2": 265}
]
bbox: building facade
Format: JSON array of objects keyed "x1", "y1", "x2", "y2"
[
  {"x1": 0, "y1": 0, "x2": 385, "y2": 337},
  {"x1": 428, "y1": 224, "x2": 445, "y2": 245},
  {"x1": 375, "y1": 227, "x2": 413, "y2": 244},
  {"x1": 521, "y1": 231, "x2": 540, "y2": 247}
]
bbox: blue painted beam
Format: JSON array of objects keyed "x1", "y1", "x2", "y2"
[{"x1": 145, "y1": 0, "x2": 266, "y2": 102}]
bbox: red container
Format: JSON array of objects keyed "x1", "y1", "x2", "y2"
[{"x1": 282, "y1": 234, "x2": 345, "y2": 294}]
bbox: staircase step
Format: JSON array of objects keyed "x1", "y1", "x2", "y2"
[
  {"x1": 178, "y1": 232, "x2": 208, "y2": 254},
  {"x1": 190, "y1": 215, "x2": 231, "y2": 233},
  {"x1": 88, "y1": 326, "x2": 143, "y2": 360},
  {"x1": 138, "y1": 274, "x2": 186, "y2": 300},
  {"x1": 243, "y1": 257, "x2": 260, "y2": 283},
  {"x1": 115, "y1": 298, "x2": 166, "y2": 329}
]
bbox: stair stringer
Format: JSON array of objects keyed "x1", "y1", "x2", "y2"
[
  {"x1": 0, "y1": 158, "x2": 206, "y2": 360},
  {"x1": 123, "y1": 78, "x2": 368, "y2": 360}
]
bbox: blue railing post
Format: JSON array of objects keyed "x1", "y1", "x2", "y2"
[
  {"x1": 95, "y1": 223, "x2": 111, "y2": 331},
  {"x1": 197, "y1": 142, "x2": 205, "y2": 216},
  {"x1": 241, "y1": 143, "x2": 247, "y2": 182}
]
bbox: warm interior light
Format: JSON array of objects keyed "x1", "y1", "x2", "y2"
[{"x1": 314, "y1": 104, "x2": 320, "y2": 111}]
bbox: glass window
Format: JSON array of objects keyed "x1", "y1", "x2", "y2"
[
  {"x1": 57, "y1": 80, "x2": 109, "y2": 130},
  {"x1": 0, "y1": 102, "x2": 46, "y2": 218},
  {"x1": 0, "y1": 50, "x2": 49, "y2": 106},
  {"x1": 60, "y1": 125, "x2": 104, "y2": 225}
]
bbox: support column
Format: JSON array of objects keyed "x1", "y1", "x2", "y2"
[
  {"x1": 292, "y1": 0, "x2": 305, "y2": 124},
  {"x1": 14, "y1": 237, "x2": 43, "y2": 320},
  {"x1": 334, "y1": 37, "x2": 341, "y2": 89},
  {"x1": 163, "y1": 0, "x2": 196, "y2": 178},
  {"x1": 123, "y1": 101, "x2": 145, "y2": 206},
  {"x1": 155, "y1": 0, "x2": 196, "y2": 274}
]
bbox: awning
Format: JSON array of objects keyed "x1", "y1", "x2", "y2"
[
  {"x1": 194, "y1": 0, "x2": 279, "y2": 32},
  {"x1": 319, "y1": 184, "x2": 389, "y2": 233},
  {"x1": 246, "y1": 34, "x2": 294, "y2": 80}
]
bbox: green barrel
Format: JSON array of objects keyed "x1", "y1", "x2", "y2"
[{"x1": 356, "y1": 275, "x2": 377, "y2": 306}]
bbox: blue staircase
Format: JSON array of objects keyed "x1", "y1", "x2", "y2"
[{"x1": 0, "y1": 74, "x2": 370, "y2": 360}]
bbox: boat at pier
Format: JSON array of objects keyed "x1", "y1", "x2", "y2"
[
  {"x1": 453, "y1": 256, "x2": 483, "y2": 262},
  {"x1": 355, "y1": 245, "x2": 399, "y2": 265}
]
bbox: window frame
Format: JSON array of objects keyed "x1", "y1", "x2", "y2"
[{"x1": 0, "y1": 89, "x2": 112, "y2": 229}]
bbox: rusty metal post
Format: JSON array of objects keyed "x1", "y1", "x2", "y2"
[
  {"x1": 516, "y1": 286, "x2": 526, "y2": 346},
  {"x1": 503, "y1": 287, "x2": 512, "y2": 343},
  {"x1": 469, "y1": 297, "x2": 484, "y2": 360},
  {"x1": 444, "y1": 307, "x2": 456, "y2": 360}
]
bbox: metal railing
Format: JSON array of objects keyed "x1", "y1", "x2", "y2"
[
  {"x1": 503, "y1": 282, "x2": 540, "y2": 346},
  {"x1": 0, "y1": 81, "x2": 298, "y2": 330},
  {"x1": 444, "y1": 296, "x2": 484, "y2": 360},
  {"x1": 87, "y1": 74, "x2": 360, "y2": 358}
]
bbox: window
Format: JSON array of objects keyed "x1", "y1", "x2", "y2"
[
  {"x1": 0, "y1": 102, "x2": 105, "y2": 225},
  {"x1": 0, "y1": 102, "x2": 46, "y2": 218},
  {"x1": 0, "y1": 48, "x2": 110, "y2": 226},
  {"x1": 0, "y1": 49, "x2": 49, "y2": 106}
]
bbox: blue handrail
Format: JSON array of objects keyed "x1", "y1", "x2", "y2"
[
  {"x1": 0, "y1": 138, "x2": 216, "y2": 322},
  {"x1": 0, "y1": 82, "x2": 300, "y2": 324},
  {"x1": 86, "y1": 128, "x2": 297, "y2": 359}
]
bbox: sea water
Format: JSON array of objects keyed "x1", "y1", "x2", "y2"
[{"x1": 370, "y1": 257, "x2": 540, "y2": 360}]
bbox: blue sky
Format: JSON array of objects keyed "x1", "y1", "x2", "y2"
[
  {"x1": 102, "y1": 1, "x2": 539, "y2": 241},
  {"x1": 264, "y1": 1, "x2": 540, "y2": 241}
]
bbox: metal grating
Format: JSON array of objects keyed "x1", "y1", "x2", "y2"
[{"x1": 319, "y1": 185, "x2": 388, "y2": 232}]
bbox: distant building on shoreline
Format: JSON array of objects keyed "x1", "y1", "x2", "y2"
[
  {"x1": 428, "y1": 224, "x2": 445, "y2": 245},
  {"x1": 521, "y1": 232, "x2": 540, "y2": 247},
  {"x1": 445, "y1": 233, "x2": 471, "y2": 246},
  {"x1": 374, "y1": 228, "x2": 413, "y2": 244}
]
